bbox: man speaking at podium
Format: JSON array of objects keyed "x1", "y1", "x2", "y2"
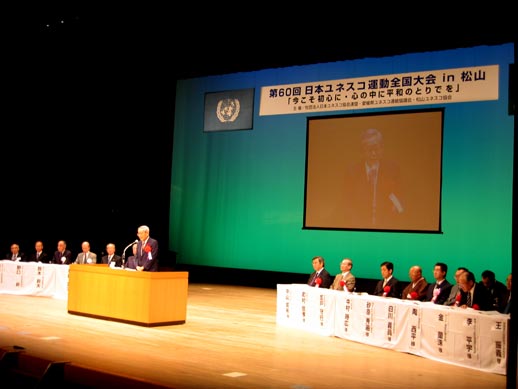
[{"x1": 135, "y1": 225, "x2": 159, "y2": 272}]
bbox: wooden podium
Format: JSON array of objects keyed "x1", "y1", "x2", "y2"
[{"x1": 67, "y1": 264, "x2": 188, "y2": 326}]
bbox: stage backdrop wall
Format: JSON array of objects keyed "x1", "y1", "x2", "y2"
[{"x1": 170, "y1": 43, "x2": 514, "y2": 282}]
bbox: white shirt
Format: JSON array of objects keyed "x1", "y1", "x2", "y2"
[
  {"x1": 383, "y1": 275, "x2": 392, "y2": 287},
  {"x1": 140, "y1": 239, "x2": 148, "y2": 255}
]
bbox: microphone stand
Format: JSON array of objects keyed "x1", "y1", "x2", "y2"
[{"x1": 121, "y1": 240, "x2": 138, "y2": 270}]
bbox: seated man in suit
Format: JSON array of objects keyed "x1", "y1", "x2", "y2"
[
  {"x1": 425, "y1": 262, "x2": 452, "y2": 304},
  {"x1": 444, "y1": 267, "x2": 469, "y2": 306},
  {"x1": 401, "y1": 265, "x2": 428, "y2": 301},
  {"x1": 5, "y1": 243, "x2": 26, "y2": 262},
  {"x1": 373, "y1": 261, "x2": 401, "y2": 298},
  {"x1": 53, "y1": 240, "x2": 73, "y2": 264},
  {"x1": 458, "y1": 270, "x2": 493, "y2": 311},
  {"x1": 74, "y1": 241, "x2": 97, "y2": 265},
  {"x1": 480, "y1": 269, "x2": 508, "y2": 313},
  {"x1": 125, "y1": 243, "x2": 138, "y2": 269},
  {"x1": 101, "y1": 243, "x2": 122, "y2": 267},
  {"x1": 25, "y1": 240, "x2": 51, "y2": 263},
  {"x1": 307, "y1": 256, "x2": 332, "y2": 288},
  {"x1": 330, "y1": 258, "x2": 356, "y2": 292}
]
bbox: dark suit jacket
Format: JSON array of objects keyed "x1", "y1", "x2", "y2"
[
  {"x1": 5, "y1": 252, "x2": 26, "y2": 261},
  {"x1": 308, "y1": 268, "x2": 333, "y2": 289},
  {"x1": 479, "y1": 280, "x2": 508, "y2": 313},
  {"x1": 102, "y1": 254, "x2": 122, "y2": 267},
  {"x1": 373, "y1": 277, "x2": 401, "y2": 298},
  {"x1": 344, "y1": 160, "x2": 404, "y2": 228},
  {"x1": 504, "y1": 297, "x2": 511, "y2": 314},
  {"x1": 25, "y1": 252, "x2": 51, "y2": 263},
  {"x1": 52, "y1": 250, "x2": 73, "y2": 265},
  {"x1": 136, "y1": 238, "x2": 159, "y2": 271},
  {"x1": 125, "y1": 255, "x2": 137, "y2": 269},
  {"x1": 460, "y1": 283, "x2": 493, "y2": 311},
  {"x1": 425, "y1": 280, "x2": 452, "y2": 305}
]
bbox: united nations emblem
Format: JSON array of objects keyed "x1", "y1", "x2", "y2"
[
  {"x1": 216, "y1": 98, "x2": 240, "y2": 123},
  {"x1": 204, "y1": 88, "x2": 253, "y2": 132}
]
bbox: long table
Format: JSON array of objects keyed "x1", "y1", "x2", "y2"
[
  {"x1": 277, "y1": 284, "x2": 509, "y2": 375},
  {"x1": 0, "y1": 260, "x2": 69, "y2": 299}
]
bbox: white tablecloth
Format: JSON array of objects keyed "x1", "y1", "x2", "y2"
[
  {"x1": 277, "y1": 284, "x2": 509, "y2": 375},
  {"x1": 0, "y1": 260, "x2": 69, "y2": 300}
]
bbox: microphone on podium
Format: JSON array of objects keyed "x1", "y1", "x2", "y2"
[{"x1": 121, "y1": 240, "x2": 138, "y2": 269}]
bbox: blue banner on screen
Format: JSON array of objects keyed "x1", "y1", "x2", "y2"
[{"x1": 204, "y1": 88, "x2": 254, "y2": 132}]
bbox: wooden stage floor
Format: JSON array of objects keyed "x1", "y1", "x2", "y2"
[{"x1": 0, "y1": 284, "x2": 508, "y2": 388}]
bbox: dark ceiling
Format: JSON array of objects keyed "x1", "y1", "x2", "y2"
[{"x1": 9, "y1": 6, "x2": 516, "y2": 81}]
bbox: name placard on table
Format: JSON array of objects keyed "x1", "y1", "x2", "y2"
[
  {"x1": 277, "y1": 284, "x2": 509, "y2": 375},
  {"x1": 0, "y1": 260, "x2": 69, "y2": 299}
]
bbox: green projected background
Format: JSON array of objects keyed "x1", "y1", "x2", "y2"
[{"x1": 170, "y1": 44, "x2": 514, "y2": 282}]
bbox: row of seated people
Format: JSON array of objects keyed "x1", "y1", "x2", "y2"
[
  {"x1": 3, "y1": 241, "x2": 139, "y2": 269},
  {"x1": 307, "y1": 256, "x2": 512, "y2": 314}
]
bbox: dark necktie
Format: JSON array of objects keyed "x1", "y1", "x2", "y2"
[
  {"x1": 368, "y1": 168, "x2": 377, "y2": 186},
  {"x1": 466, "y1": 291, "x2": 472, "y2": 307},
  {"x1": 368, "y1": 167, "x2": 378, "y2": 224}
]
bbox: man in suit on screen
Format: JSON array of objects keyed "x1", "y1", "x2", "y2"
[{"x1": 344, "y1": 128, "x2": 404, "y2": 229}]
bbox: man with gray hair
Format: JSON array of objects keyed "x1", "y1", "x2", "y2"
[
  {"x1": 345, "y1": 128, "x2": 404, "y2": 228},
  {"x1": 330, "y1": 258, "x2": 356, "y2": 292},
  {"x1": 135, "y1": 225, "x2": 159, "y2": 272}
]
